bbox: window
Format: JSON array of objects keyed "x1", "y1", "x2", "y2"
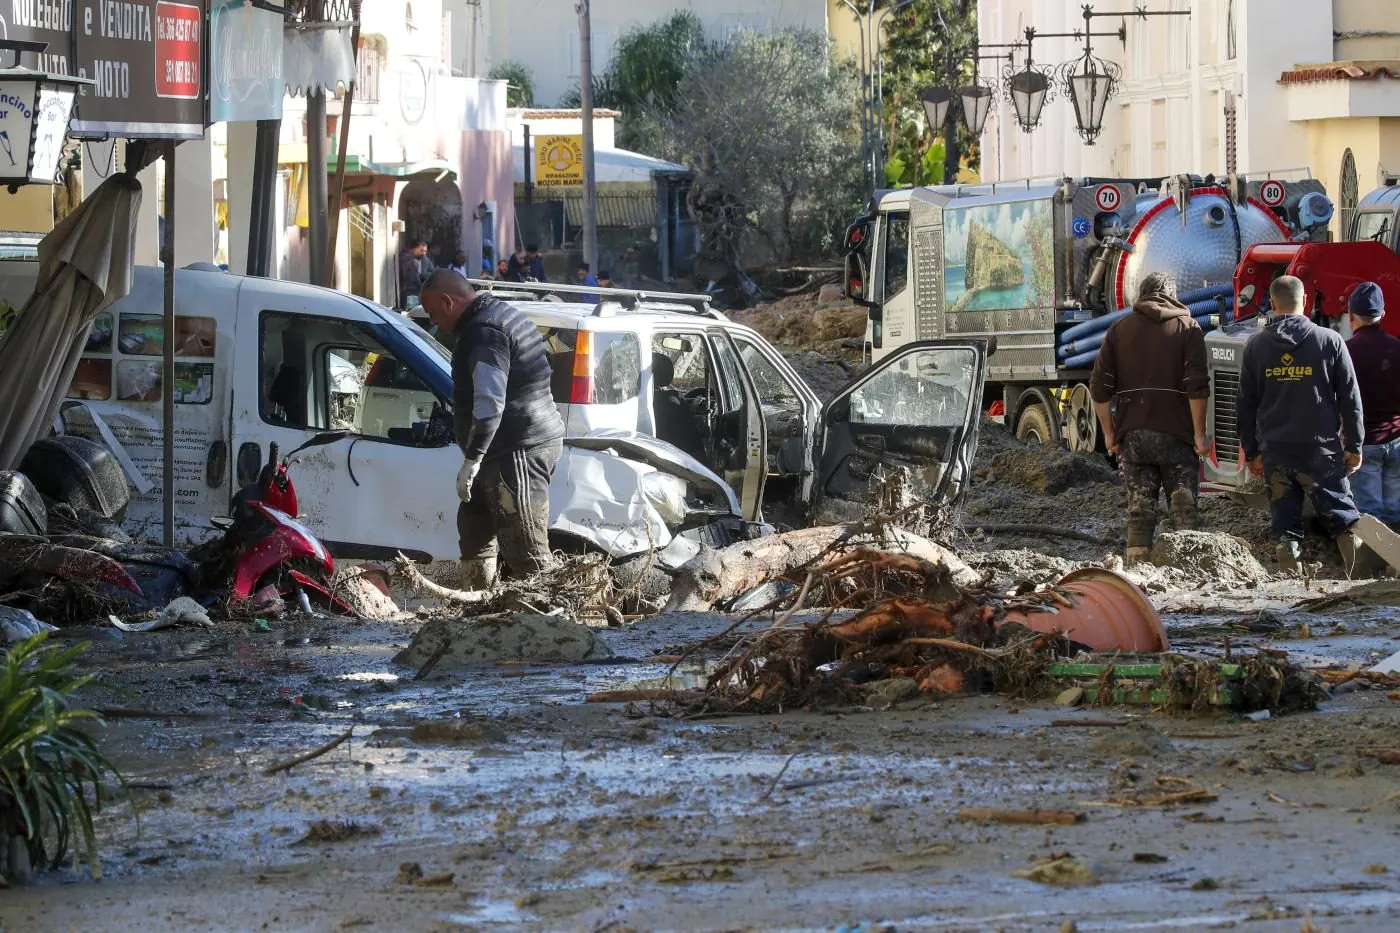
[
  {"x1": 1340, "y1": 149, "x2": 1359, "y2": 241},
  {"x1": 1354, "y1": 212, "x2": 1393, "y2": 246},
  {"x1": 538, "y1": 327, "x2": 642, "y2": 405},
  {"x1": 882, "y1": 211, "x2": 910, "y2": 301},
  {"x1": 736, "y1": 339, "x2": 799, "y2": 406},
  {"x1": 709, "y1": 331, "x2": 749, "y2": 413},
  {"x1": 848, "y1": 348, "x2": 975, "y2": 428},
  {"x1": 1225, "y1": 0, "x2": 1237, "y2": 60},
  {"x1": 260, "y1": 312, "x2": 438, "y2": 443},
  {"x1": 652, "y1": 332, "x2": 711, "y2": 395}
]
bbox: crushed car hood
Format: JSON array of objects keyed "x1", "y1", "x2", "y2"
[{"x1": 563, "y1": 431, "x2": 741, "y2": 515}]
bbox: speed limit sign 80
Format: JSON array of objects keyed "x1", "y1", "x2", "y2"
[
  {"x1": 1094, "y1": 186, "x2": 1122, "y2": 212},
  {"x1": 1260, "y1": 180, "x2": 1286, "y2": 207}
]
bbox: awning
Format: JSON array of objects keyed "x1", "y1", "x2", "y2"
[
  {"x1": 284, "y1": 23, "x2": 357, "y2": 97},
  {"x1": 276, "y1": 144, "x2": 457, "y2": 181}
]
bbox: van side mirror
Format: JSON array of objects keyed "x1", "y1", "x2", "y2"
[{"x1": 843, "y1": 216, "x2": 874, "y2": 308}]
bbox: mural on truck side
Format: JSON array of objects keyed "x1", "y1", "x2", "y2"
[{"x1": 944, "y1": 199, "x2": 1054, "y2": 314}]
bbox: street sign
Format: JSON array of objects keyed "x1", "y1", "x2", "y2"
[
  {"x1": 535, "y1": 134, "x2": 584, "y2": 187},
  {"x1": 1260, "y1": 180, "x2": 1286, "y2": 207},
  {"x1": 70, "y1": 0, "x2": 208, "y2": 139},
  {"x1": 1094, "y1": 185, "x2": 1121, "y2": 212}
]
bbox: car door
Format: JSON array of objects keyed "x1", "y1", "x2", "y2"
[
  {"x1": 729, "y1": 328, "x2": 821, "y2": 483},
  {"x1": 806, "y1": 339, "x2": 987, "y2": 515},
  {"x1": 229, "y1": 280, "x2": 461, "y2": 562},
  {"x1": 706, "y1": 327, "x2": 768, "y2": 521}
]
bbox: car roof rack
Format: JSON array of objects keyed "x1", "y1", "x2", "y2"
[{"x1": 465, "y1": 279, "x2": 724, "y2": 320}]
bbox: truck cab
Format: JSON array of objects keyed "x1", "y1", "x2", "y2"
[{"x1": 1350, "y1": 179, "x2": 1400, "y2": 252}]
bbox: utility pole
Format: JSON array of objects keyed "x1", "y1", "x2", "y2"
[
  {"x1": 577, "y1": 0, "x2": 599, "y2": 273},
  {"x1": 307, "y1": 0, "x2": 330, "y2": 287}
]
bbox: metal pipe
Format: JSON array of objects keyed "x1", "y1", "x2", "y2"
[
  {"x1": 306, "y1": 0, "x2": 329, "y2": 286},
  {"x1": 578, "y1": 0, "x2": 598, "y2": 272},
  {"x1": 325, "y1": 0, "x2": 362, "y2": 282},
  {"x1": 842, "y1": 0, "x2": 873, "y2": 197},
  {"x1": 162, "y1": 141, "x2": 176, "y2": 548}
]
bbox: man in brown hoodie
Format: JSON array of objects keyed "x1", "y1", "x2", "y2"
[{"x1": 1089, "y1": 272, "x2": 1211, "y2": 563}]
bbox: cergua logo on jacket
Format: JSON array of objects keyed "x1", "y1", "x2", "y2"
[{"x1": 1265, "y1": 352, "x2": 1314, "y2": 381}]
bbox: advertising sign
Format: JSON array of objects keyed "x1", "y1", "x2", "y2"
[
  {"x1": 0, "y1": 2, "x2": 75, "y2": 75},
  {"x1": 943, "y1": 199, "x2": 1055, "y2": 314},
  {"x1": 210, "y1": 0, "x2": 283, "y2": 122},
  {"x1": 535, "y1": 134, "x2": 584, "y2": 187},
  {"x1": 70, "y1": 0, "x2": 208, "y2": 139}
]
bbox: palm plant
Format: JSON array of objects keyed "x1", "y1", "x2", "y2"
[{"x1": 0, "y1": 633, "x2": 129, "y2": 880}]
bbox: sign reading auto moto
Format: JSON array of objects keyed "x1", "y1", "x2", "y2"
[{"x1": 70, "y1": 0, "x2": 207, "y2": 138}]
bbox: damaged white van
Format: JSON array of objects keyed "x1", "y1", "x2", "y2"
[{"x1": 52, "y1": 266, "x2": 988, "y2": 567}]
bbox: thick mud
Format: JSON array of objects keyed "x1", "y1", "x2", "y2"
[{"x1": 4, "y1": 583, "x2": 1400, "y2": 932}]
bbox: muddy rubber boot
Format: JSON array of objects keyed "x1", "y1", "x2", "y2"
[
  {"x1": 459, "y1": 557, "x2": 498, "y2": 590},
  {"x1": 1336, "y1": 529, "x2": 1366, "y2": 578},
  {"x1": 1276, "y1": 538, "x2": 1301, "y2": 573},
  {"x1": 1125, "y1": 546, "x2": 1151, "y2": 567}
]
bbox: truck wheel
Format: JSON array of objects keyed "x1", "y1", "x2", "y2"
[
  {"x1": 1015, "y1": 404, "x2": 1055, "y2": 446},
  {"x1": 1066, "y1": 384, "x2": 1099, "y2": 453}
]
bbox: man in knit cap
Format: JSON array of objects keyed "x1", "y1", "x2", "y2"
[
  {"x1": 1345, "y1": 282, "x2": 1400, "y2": 524},
  {"x1": 1090, "y1": 271, "x2": 1211, "y2": 565}
]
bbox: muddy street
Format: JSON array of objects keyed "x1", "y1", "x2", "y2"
[{"x1": 4, "y1": 570, "x2": 1400, "y2": 932}]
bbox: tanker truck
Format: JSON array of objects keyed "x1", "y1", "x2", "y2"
[
  {"x1": 1203, "y1": 175, "x2": 1400, "y2": 500},
  {"x1": 842, "y1": 173, "x2": 1334, "y2": 452}
]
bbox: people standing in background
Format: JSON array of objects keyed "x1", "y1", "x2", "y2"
[
  {"x1": 1089, "y1": 272, "x2": 1210, "y2": 565},
  {"x1": 597, "y1": 270, "x2": 614, "y2": 289},
  {"x1": 497, "y1": 258, "x2": 511, "y2": 280},
  {"x1": 1237, "y1": 275, "x2": 1365, "y2": 572},
  {"x1": 398, "y1": 240, "x2": 431, "y2": 307},
  {"x1": 525, "y1": 244, "x2": 547, "y2": 281},
  {"x1": 574, "y1": 264, "x2": 600, "y2": 304},
  {"x1": 448, "y1": 250, "x2": 470, "y2": 277},
  {"x1": 1345, "y1": 282, "x2": 1400, "y2": 524}
]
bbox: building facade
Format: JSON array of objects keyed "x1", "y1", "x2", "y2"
[
  {"x1": 457, "y1": 0, "x2": 830, "y2": 105},
  {"x1": 976, "y1": 0, "x2": 1400, "y2": 235}
]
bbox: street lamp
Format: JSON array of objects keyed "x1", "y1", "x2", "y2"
[
  {"x1": 959, "y1": 84, "x2": 994, "y2": 136},
  {"x1": 1059, "y1": 50, "x2": 1121, "y2": 145},
  {"x1": 0, "y1": 40, "x2": 92, "y2": 192},
  {"x1": 919, "y1": 86, "x2": 953, "y2": 136}
]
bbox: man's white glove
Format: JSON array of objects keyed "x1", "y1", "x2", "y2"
[{"x1": 456, "y1": 458, "x2": 481, "y2": 503}]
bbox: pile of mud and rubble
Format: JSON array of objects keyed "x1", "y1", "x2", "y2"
[{"x1": 729, "y1": 290, "x2": 867, "y2": 401}]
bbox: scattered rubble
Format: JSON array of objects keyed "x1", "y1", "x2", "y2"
[
  {"x1": 394, "y1": 613, "x2": 613, "y2": 671},
  {"x1": 1148, "y1": 530, "x2": 1269, "y2": 584}
]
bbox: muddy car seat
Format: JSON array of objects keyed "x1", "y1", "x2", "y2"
[{"x1": 651, "y1": 353, "x2": 705, "y2": 461}]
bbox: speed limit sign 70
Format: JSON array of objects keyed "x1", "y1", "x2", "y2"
[
  {"x1": 1260, "y1": 180, "x2": 1286, "y2": 207},
  {"x1": 1094, "y1": 186, "x2": 1122, "y2": 212}
]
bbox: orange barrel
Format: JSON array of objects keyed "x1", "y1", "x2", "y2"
[{"x1": 999, "y1": 567, "x2": 1169, "y2": 653}]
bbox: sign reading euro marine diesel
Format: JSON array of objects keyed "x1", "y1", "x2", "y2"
[
  {"x1": 535, "y1": 134, "x2": 584, "y2": 187},
  {"x1": 210, "y1": 0, "x2": 282, "y2": 122},
  {"x1": 70, "y1": 0, "x2": 207, "y2": 139}
]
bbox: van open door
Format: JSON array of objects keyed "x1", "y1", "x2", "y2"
[{"x1": 807, "y1": 339, "x2": 987, "y2": 514}]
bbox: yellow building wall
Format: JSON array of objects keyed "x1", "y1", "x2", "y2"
[
  {"x1": 1301, "y1": 116, "x2": 1400, "y2": 238},
  {"x1": 828, "y1": 0, "x2": 867, "y2": 61},
  {"x1": 0, "y1": 186, "x2": 55, "y2": 233},
  {"x1": 1332, "y1": 0, "x2": 1400, "y2": 59}
]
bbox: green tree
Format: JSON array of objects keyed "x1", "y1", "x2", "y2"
[
  {"x1": 560, "y1": 12, "x2": 709, "y2": 153},
  {"x1": 878, "y1": 0, "x2": 980, "y2": 186},
  {"x1": 487, "y1": 61, "x2": 536, "y2": 108},
  {"x1": 667, "y1": 29, "x2": 865, "y2": 263}
]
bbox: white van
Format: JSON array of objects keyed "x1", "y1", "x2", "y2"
[{"x1": 49, "y1": 266, "x2": 989, "y2": 565}]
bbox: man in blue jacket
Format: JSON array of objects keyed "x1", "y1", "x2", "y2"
[
  {"x1": 419, "y1": 270, "x2": 566, "y2": 587},
  {"x1": 1238, "y1": 275, "x2": 1365, "y2": 571}
]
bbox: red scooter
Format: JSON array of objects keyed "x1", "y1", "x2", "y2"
[{"x1": 195, "y1": 431, "x2": 352, "y2": 612}]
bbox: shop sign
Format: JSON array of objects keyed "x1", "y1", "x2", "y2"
[{"x1": 209, "y1": 0, "x2": 283, "y2": 122}]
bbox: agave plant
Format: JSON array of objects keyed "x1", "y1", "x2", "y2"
[{"x1": 0, "y1": 633, "x2": 130, "y2": 880}]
